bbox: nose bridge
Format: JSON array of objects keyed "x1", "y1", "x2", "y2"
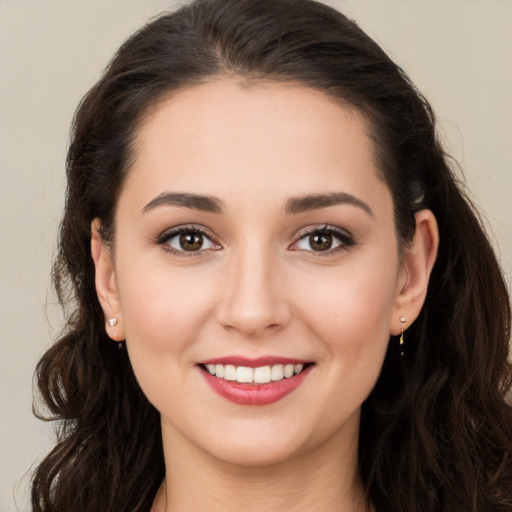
[{"x1": 217, "y1": 240, "x2": 289, "y2": 335}]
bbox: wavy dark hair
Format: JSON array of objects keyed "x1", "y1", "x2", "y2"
[{"x1": 32, "y1": 0, "x2": 512, "y2": 510}]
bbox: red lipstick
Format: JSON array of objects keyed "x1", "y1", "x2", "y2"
[{"x1": 198, "y1": 357, "x2": 313, "y2": 406}]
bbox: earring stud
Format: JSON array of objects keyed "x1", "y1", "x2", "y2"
[
  {"x1": 399, "y1": 316, "x2": 406, "y2": 324},
  {"x1": 108, "y1": 317, "x2": 118, "y2": 327}
]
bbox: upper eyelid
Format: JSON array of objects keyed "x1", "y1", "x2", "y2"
[
  {"x1": 289, "y1": 224, "x2": 355, "y2": 251},
  {"x1": 156, "y1": 225, "x2": 221, "y2": 257},
  {"x1": 294, "y1": 224, "x2": 353, "y2": 240},
  {"x1": 156, "y1": 224, "x2": 217, "y2": 243}
]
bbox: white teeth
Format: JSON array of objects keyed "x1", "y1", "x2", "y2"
[
  {"x1": 236, "y1": 366, "x2": 253, "y2": 383},
  {"x1": 271, "y1": 364, "x2": 284, "y2": 381},
  {"x1": 204, "y1": 362, "x2": 307, "y2": 384},
  {"x1": 283, "y1": 364, "x2": 295, "y2": 378},
  {"x1": 253, "y1": 366, "x2": 271, "y2": 384},
  {"x1": 224, "y1": 365, "x2": 236, "y2": 381}
]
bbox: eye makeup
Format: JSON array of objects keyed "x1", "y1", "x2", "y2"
[
  {"x1": 290, "y1": 224, "x2": 356, "y2": 256},
  {"x1": 154, "y1": 224, "x2": 221, "y2": 257},
  {"x1": 152, "y1": 220, "x2": 356, "y2": 260}
]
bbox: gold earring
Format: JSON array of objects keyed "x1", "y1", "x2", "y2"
[
  {"x1": 108, "y1": 317, "x2": 118, "y2": 327},
  {"x1": 399, "y1": 316, "x2": 406, "y2": 358}
]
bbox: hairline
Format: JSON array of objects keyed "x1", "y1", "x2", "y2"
[{"x1": 106, "y1": 73, "x2": 400, "y2": 251}]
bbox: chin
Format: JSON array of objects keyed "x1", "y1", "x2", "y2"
[{"x1": 208, "y1": 436, "x2": 308, "y2": 468}]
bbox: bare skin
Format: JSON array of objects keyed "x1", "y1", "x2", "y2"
[
  {"x1": 151, "y1": 415, "x2": 368, "y2": 512},
  {"x1": 91, "y1": 80, "x2": 438, "y2": 511}
]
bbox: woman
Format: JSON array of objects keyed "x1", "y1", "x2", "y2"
[{"x1": 32, "y1": 0, "x2": 512, "y2": 510}]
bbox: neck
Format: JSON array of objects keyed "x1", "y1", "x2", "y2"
[{"x1": 152, "y1": 420, "x2": 371, "y2": 512}]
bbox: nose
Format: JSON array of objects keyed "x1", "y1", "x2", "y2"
[{"x1": 216, "y1": 246, "x2": 291, "y2": 337}]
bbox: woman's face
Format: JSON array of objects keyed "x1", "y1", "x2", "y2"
[{"x1": 94, "y1": 80, "x2": 428, "y2": 467}]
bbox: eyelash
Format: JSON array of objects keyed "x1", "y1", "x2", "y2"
[
  {"x1": 155, "y1": 224, "x2": 355, "y2": 257},
  {"x1": 290, "y1": 225, "x2": 355, "y2": 255},
  {"x1": 155, "y1": 224, "x2": 220, "y2": 257}
]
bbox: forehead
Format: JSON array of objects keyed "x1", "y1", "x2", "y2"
[
  {"x1": 135, "y1": 79, "x2": 370, "y2": 159},
  {"x1": 122, "y1": 80, "x2": 388, "y2": 212}
]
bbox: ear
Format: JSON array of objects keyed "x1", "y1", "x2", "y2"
[
  {"x1": 390, "y1": 209, "x2": 439, "y2": 335},
  {"x1": 91, "y1": 218, "x2": 125, "y2": 341}
]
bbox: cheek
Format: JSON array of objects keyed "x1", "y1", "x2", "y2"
[
  {"x1": 118, "y1": 258, "x2": 215, "y2": 348},
  {"x1": 295, "y1": 261, "x2": 397, "y2": 416},
  {"x1": 292, "y1": 253, "x2": 399, "y2": 381},
  {"x1": 117, "y1": 274, "x2": 216, "y2": 419},
  {"x1": 297, "y1": 262, "x2": 398, "y2": 338},
  {"x1": 115, "y1": 257, "x2": 220, "y2": 401}
]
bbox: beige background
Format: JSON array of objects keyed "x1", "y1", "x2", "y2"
[{"x1": 0, "y1": 1, "x2": 510, "y2": 510}]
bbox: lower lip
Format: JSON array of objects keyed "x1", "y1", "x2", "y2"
[{"x1": 200, "y1": 365, "x2": 312, "y2": 406}]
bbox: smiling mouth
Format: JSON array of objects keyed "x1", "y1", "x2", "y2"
[{"x1": 200, "y1": 362, "x2": 312, "y2": 385}]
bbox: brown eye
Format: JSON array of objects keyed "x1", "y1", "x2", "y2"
[
  {"x1": 179, "y1": 232, "x2": 204, "y2": 251},
  {"x1": 309, "y1": 233, "x2": 333, "y2": 251},
  {"x1": 291, "y1": 226, "x2": 353, "y2": 254},
  {"x1": 162, "y1": 228, "x2": 219, "y2": 254}
]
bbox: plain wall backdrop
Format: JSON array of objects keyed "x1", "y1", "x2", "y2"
[{"x1": 0, "y1": 1, "x2": 510, "y2": 510}]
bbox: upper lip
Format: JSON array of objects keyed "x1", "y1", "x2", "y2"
[{"x1": 198, "y1": 356, "x2": 312, "y2": 367}]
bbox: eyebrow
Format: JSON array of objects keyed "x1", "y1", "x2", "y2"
[
  {"x1": 285, "y1": 192, "x2": 373, "y2": 217},
  {"x1": 142, "y1": 192, "x2": 223, "y2": 214},
  {"x1": 141, "y1": 190, "x2": 373, "y2": 217}
]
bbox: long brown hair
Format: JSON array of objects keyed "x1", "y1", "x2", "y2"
[{"x1": 32, "y1": 1, "x2": 512, "y2": 510}]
